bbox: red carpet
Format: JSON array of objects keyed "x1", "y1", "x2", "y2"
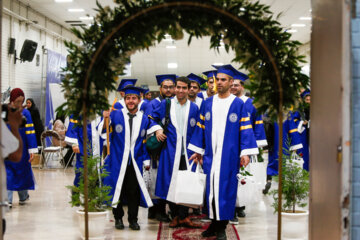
[{"x1": 157, "y1": 215, "x2": 240, "y2": 240}]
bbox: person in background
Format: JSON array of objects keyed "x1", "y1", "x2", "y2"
[
  {"x1": 26, "y1": 98, "x2": 44, "y2": 146},
  {"x1": 144, "y1": 89, "x2": 152, "y2": 101},
  {"x1": 197, "y1": 70, "x2": 217, "y2": 100},
  {"x1": 5, "y1": 88, "x2": 38, "y2": 208},
  {"x1": 187, "y1": 73, "x2": 205, "y2": 109},
  {"x1": 1, "y1": 106, "x2": 24, "y2": 236}
]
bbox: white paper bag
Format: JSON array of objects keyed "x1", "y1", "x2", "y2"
[
  {"x1": 236, "y1": 164, "x2": 261, "y2": 207},
  {"x1": 174, "y1": 162, "x2": 206, "y2": 207}
]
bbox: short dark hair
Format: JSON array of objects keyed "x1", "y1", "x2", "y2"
[
  {"x1": 190, "y1": 80, "x2": 200, "y2": 88},
  {"x1": 175, "y1": 76, "x2": 191, "y2": 88}
]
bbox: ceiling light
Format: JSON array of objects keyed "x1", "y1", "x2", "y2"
[
  {"x1": 299, "y1": 17, "x2": 311, "y2": 21},
  {"x1": 291, "y1": 24, "x2": 306, "y2": 27},
  {"x1": 287, "y1": 29, "x2": 298, "y2": 33},
  {"x1": 166, "y1": 45, "x2": 176, "y2": 49},
  {"x1": 68, "y1": 8, "x2": 84, "y2": 12},
  {"x1": 54, "y1": 0, "x2": 73, "y2": 2},
  {"x1": 212, "y1": 63, "x2": 223, "y2": 66},
  {"x1": 168, "y1": 63, "x2": 178, "y2": 69},
  {"x1": 79, "y1": 16, "x2": 94, "y2": 21}
]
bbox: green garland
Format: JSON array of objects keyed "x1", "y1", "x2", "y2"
[{"x1": 57, "y1": 0, "x2": 309, "y2": 121}]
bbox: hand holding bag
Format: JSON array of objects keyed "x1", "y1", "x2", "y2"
[{"x1": 174, "y1": 161, "x2": 206, "y2": 208}]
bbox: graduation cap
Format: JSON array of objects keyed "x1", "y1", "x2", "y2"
[
  {"x1": 156, "y1": 74, "x2": 177, "y2": 86},
  {"x1": 233, "y1": 71, "x2": 249, "y2": 82},
  {"x1": 143, "y1": 88, "x2": 150, "y2": 94},
  {"x1": 187, "y1": 73, "x2": 206, "y2": 86},
  {"x1": 123, "y1": 86, "x2": 143, "y2": 96},
  {"x1": 212, "y1": 64, "x2": 239, "y2": 79},
  {"x1": 202, "y1": 70, "x2": 217, "y2": 80},
  {"x1": 300, "y1": 89, "x2": 311, "y2": 99},
  {"x1": 117, "y1": 79, "x2": 137, "y2": 91}
]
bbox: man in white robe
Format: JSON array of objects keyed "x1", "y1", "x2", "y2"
[{"x1": 189, "y1": 64, "x2": 259, "y2": 240}]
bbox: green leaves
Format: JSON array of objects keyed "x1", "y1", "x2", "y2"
[{"x1": 58, "y1": 0, "x2": 310, "y2": 122}]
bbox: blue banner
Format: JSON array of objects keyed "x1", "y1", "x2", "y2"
[{"x1": 45, "y1": 50, "x2": 66, "y2": 145}]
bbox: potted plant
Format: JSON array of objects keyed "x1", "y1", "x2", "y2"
[
  {"x1": 67, "y1": 154, "x2": 112, "y2": 240},
  {"x1": 270, "y1": 139, "x2": 310, "y2": 240}
]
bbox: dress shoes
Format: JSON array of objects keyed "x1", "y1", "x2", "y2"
[
  {"x1": 216, "y1": 230, "x2": 227, "y2": 240},
  {"x1": 178, "y1": 217, "x2": 201, "y2": 228},
  {"x1": 115, "y1": 219, "x2": 124, "y2": 230},
  {"x1": 156, "y1": 212, "x2": 171, "y2": 222},
  {"x1": 201, "y1": 228, "x2": 216, "y2": 237},
  {"x1": 169, "y1": 216, "x2": 180, "y2": 228},
  {"x1": 129, "y1": 221, "x2": 140, "y2": 230}
]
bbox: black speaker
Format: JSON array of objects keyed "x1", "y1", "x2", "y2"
[
  {"x1": 8, "y1": 38, "x2": 15, "y2": 54},
  {"x1": 20, "y1": 39, "x2": 38, "y2": 62}
]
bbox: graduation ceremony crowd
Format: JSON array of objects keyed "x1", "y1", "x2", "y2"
[{"x1": 1, "y1": 64, "x2": 310, "y2": 240}]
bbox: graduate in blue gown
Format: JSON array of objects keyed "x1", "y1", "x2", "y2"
[
  {"x1": 187, "y1": 73, "x2": 205, "y2": 109},
  {"x1": 263, "y1": 112, "x2": 303, "y2": 194},
  {"x1": 102, "y1": 86, "x2": 152, "y2": 230},
  {"x1": 146, "y1": 74, "x2": 176, "y2": 115},
  {"x1": 197, "y1": 70, "x2": 217, "y2": 100},
  {"x1": 147, "y1": 76, "x2": 200, "y2": 228},
  {"x1": 65, "y1": 115, "x2": 103, "y2": 187},
  {"x1": 146, "y1": 74, "x2": 176, "y2": 221},
  {"x1": 291, "y1": 90, "x2": 310, "y2": 171},
  {"x1": 188, "y1": 65, "x2": 259, "y2": 239},
  {"x1": 5, "y1": 88, "x2": 38, "y2": 206}
]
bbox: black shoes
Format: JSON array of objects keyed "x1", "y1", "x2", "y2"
[
  {"x1": 216, "y1": 230, "x2": 227, "y2": 240},
  {"x1": 19, "y1": 195, "x2": 30, "y2": 205},
  {"x1": 156, "y1": 212, "x2": 171, "y2": 222},
  {"x1": 263, "y1": 181, "x2": 272, "y2": 194},
  {"x1": 237, "y1": 208, "x2": 246, "y2": 218},
  {"x1": 115, "y1": 219, "x2": 124, "y2": 230},
  {"x1": 129, "y1": 221, "x2": 140, "y2": 230},
  {"x1": 148, "y1": 207, "x2": 156, "y2": 219},
  {"x1": 229, "y1": 216, "x2": 239, "y2": 225},
  {"x1": 201, "y1": 228, "x2": 216, "y2": 238}
]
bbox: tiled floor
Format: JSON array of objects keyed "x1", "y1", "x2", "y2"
[{"x1": 4, "y1": 167, "x2": 279, "y2": 240}]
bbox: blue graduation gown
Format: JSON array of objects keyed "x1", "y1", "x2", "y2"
[
  {"x1": 5, "y1": 109, "x2": 38, "y2": 191},
  {"x1": 148, "y1": 99, "x2": 199, "y2": 202},
  {"x1": 188, "y1": 94, "x2": 258, "y2": 221},
  {"x1": 239, "y1": 96, "x2": 268, "y2": 148},
  {"x1": 65, "y1": 115, "x2": 103, "y2": 186},
  {"x1": 266, "y1": 113, "x2": 303, "y2": 176},
  {"x1": 102, "y1": 108, "x2": 153, "y2": 208},
  {"x1": 291, "y1": 111, "x2": 310, "y2": 171},
  {"x1": 197, "y1": 91, "x2": 209, "y2": 100},
  {"x1": 146, "y1": 97, "x2": 162, "y2": 116}
]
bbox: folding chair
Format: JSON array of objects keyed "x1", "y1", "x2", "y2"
[{"x1": 39, "y1": 130, "x2": 65, "y2": 169}]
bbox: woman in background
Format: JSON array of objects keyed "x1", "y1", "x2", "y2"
[{"x1": 26, "y1": 98, "x2": 44, "y2": 146}]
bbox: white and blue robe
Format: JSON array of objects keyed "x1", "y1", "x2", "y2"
[
  {"x1": 291, "y1": 111, "x2": 310, "y2": 171},
  {"x1": 147, "y1": 99, "x2": 199, "y2": 202},
  {"x1": 240, "y1": 95, "x2": 267, "y2": 148},
  {"x1": 266, "y1": 113, "x2": 303, "y2": 176},
  {"x1": 188, "y1": 94, "x2": 258, "y2": 220},
  {"x1": 5, "y1": 109, "x2": 38, "y2": 191},
  {"x1": 65, "y1": 115, "x2": 103, "y2": 186},
  {"x1": 102, "y1": 108, "x2": 153, "y2": 208},
  {"x1": 194, "y1": 96, "x2": 203, "y2": 109},
  {"x1": 197, "y1": 91, "x2": 209, "y2": 100}
]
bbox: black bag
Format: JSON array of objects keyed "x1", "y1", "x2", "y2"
[{"x1": 146, "y1": 99, "x2": 171, "y2": 156}]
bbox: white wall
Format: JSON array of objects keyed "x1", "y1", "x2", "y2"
[{"x1": 1, "y1": 0, "x2": 77, "y2": 119}]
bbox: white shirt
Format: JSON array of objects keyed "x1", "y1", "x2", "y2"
[{"x1": 174, "y1": 98, "x2": 189, "y2": 155}]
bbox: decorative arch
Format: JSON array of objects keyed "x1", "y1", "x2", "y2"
[{"x1": 59, "y1": 1, "x2": 309, "y2": 239}]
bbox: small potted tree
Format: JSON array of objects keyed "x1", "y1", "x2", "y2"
[
  {"x1": 270, "y1": 139, "x2": 310, "y2": 240},
  {"x1": 67, "y1": 154, "x2": 112, "y2": 240}
]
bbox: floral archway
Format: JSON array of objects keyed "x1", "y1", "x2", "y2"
[{"x1": 58, "y1": 1, "x2": 309, "y2": 239}]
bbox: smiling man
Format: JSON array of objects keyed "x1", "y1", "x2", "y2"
[{"x1": 147, "y1": 76, "x2": 200, "y2": 228}]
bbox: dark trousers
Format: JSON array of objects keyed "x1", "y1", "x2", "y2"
[
  {"x1": 112, "y1": 163, "x2": 140, "y2": 222},
  {"x1": 169, "y1": 155, "x2": 189, "y2": 219},
  {"x1": 209, "y1": 190, "x2": 228, "y2": 232},
  {"x1": 63, "y1": 146, "x2": 74, "y2": 166},
  {"x1": 2, "y1": 218, "x2": 5, "y2": 236}
]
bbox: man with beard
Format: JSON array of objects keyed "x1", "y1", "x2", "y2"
[
  {"x1": 187, "y1": 73, "x2": 206, "y2": 109},
  {"x1": 102, "y1": 86, "x2": 153, "y2": 231},
  {"x1": 147, "y1": 74, "x2": 176, "y2": 222},
  {"x1": 189, "y1": 65, "x2": 258, "y2": 240}
]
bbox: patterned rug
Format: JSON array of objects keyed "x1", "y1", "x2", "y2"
[{"x1": 157, "y1": 215, "x2": 240, "y2": 240}]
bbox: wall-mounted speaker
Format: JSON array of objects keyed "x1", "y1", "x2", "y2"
[
  {"x1": 20, "y1": 39, "x2": 38, "y2": 62},
  {"x1": 8, "y1": 38, "x2": 15, "y2": 54}
]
